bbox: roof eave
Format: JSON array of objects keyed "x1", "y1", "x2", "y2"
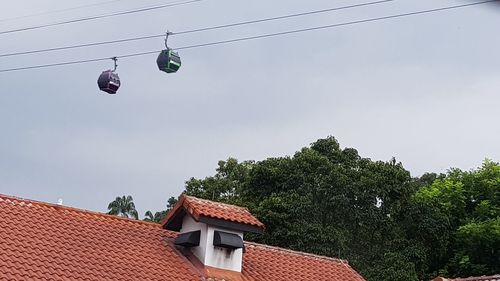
[{"x1": 198, "y1": 216, "x2": 264, "y2": 234}]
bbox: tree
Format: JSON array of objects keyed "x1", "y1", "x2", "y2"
[
  {"x1": 144, "y1": 210, "x2": 167, "y2": 223},
  {"x1": 411, "y1": 159, "x2": 500, "y2": 278},
  {"x1": 176, "y1": 137, "x2": 499, "y2": 281},
  {"x1": 107, "y1": 195, "x2": 139, "y2": 219},
  {"x1": 144, "y1": 196, "x2": 179, "y2": 223},
  {"x1": 185, "y1": 158, "x2": 254, "y2": 205},
  {"x1": 184, "y1": 136, "x2": 418, "y2": 281}
]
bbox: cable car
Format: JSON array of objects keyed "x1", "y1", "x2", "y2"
[
  {"x1": 97, "y1": 57, "x2": 121, "y2": 94},
  {"x1": 157, "y1": 31, "x2": 181, "y2": 73},
  {"x1": 157, "y1": 48, "x2": 181, "y2": 73}
]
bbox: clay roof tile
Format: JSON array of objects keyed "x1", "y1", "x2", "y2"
[
  {"x1": 161, "y1": 194, "x2": 264, "y2": 232},
  {"x1": 0, "y1": 193, "x2": 366, "y2": 281}
]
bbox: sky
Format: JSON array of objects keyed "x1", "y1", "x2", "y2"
[{"x1": 0, "y1": 0, "x2": 499, "y2": 217}]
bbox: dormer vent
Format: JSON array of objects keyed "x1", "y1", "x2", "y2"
[
  {"x1": 161, "y1": 194, "x2": 265, "y2": 273},
  {"x1": 213, "y1": 231, "x2": 244, "y2": 250},
  {"x1": 175, "y1": 230, "x2": 200, "y2": 247}
]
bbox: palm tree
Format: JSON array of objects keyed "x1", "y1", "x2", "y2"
[
  {"x1": 107, "y1": 195, "x2": 139, "y2": 219},
  {"x1": 144, "y1": 210, "x2": 168, "y2": 223},
  {"x1": 144, "y1": 211, "x2": 155, "y2": 222},
  {"x1": 143, "y1": 196, "x2": 177, "y2": 223}
]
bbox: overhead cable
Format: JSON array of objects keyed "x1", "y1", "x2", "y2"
[
  {"x1": 0, "y1": 0, "x2": 394, "y2": 58},
  {"x1": 0, "y1": 0, "x2": 204, "y2": 35},
  {"x1": 0, "y1": 0, "x2": 496, "y2": 73},
  {"x1": 0, "y1": 0, "x2": 129, "y2": 22},
  {"x1": 173, "y1": 0, "x2": 395, "y2": 35},
  {"x1": 176, "y1": 0, "x2": 498, "y2": 50}
]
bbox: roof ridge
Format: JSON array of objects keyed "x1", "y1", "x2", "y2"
[
  {"x1": 178, "y1": 194, "x2": 265, "y2": 230},
  {"x1": 244, "y1": 241, "x2": 348, "y2": 264},
  {"x1": 184, "y1": 195, "x2": 249, "y2": 210},
  {"x1": 0, "y1": 193, "x2": 166, "y2": 229},
  {"x1": 453, "y1": 276, "x2": 500, "y2": 280}
]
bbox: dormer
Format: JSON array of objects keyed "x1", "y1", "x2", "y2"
[{"x1": 161, "y1": 194, "x2": 264, "y2": 273}]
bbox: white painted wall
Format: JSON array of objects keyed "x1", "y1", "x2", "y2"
[
  {"x1": 179, "y1": 215, "x2": 244, "y2": 272},
  {"x1": 180, "y1": 215, "x2": 208, "y2": 264},
  {"x1": 204, "y1": 225, "x2": 243, "y2": 272}
]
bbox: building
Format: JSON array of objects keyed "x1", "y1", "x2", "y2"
[{"x1": 0, "y1": 193, "x2": 366, "y2": 281}]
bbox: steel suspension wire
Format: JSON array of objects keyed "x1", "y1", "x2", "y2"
[
  {"x1": 0, "y1": 0, "x2": 130, "y2": 22},
  {"x1": 0, "y1": 34, "x2": 164, "y2": 58},
  {"x1": 0, "y1": 0, "x2": 394, "y2": 58},
  {"x1": 172, "y1": 0, "x2": 395, "y2": 35},
  {"x1": 0, "y1": 57, "x2": 113, "y2": 73},
  {"x1": 0, "y1": 0, "x2": 496, "y2": 73},
  {"x1": 176, "y1": 0, "x2": 498, "y2": 50},
  {"x1": 0, "y1": 51, "x2": 161, "y2": 73},
  {"x1": 0, "y1": 0, "x2": 204, "y2": 35}
]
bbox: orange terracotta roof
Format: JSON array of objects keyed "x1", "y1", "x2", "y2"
[
  {"x1": 0, "y1": 194, "x2": 200, "y2": 281},
  {"x1": 241, "y1": 242, "x2": 365, "y2": 281},
  {"x1": 0, "y1": 193, "x2": 365, "y2": 281},
  {"x1": 161, "y1": 194, "x2": 265, "y2": 231},
  {"x1": 434, "y1": 276, "x2": 500, "y2": 281},
  {"x1": 184, "y1": 242, "x2": 365, "y2": 281}
]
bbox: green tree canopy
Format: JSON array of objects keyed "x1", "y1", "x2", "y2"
[
  {"x1": 184, "y1": 136, "x2": 419, "y2": 281},
  {"x1": 107, "y1": 195, "x2": 139, "y2": 219},
  {"x1": 412, "y1": 160, "x2": 500, "y2": 277},
  {"x1": 146, "y1": 137, "x2": 499, "y2": 281}
]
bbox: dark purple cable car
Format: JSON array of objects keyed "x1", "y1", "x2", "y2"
[{"x1": 97, "y1": 57, "x2": 121, "y2": 94}]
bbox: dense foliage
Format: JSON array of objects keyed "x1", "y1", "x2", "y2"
[
  {"x1": 112, "y1": 137, "x2": 499, "y2": 280},
  {"x1": 182, "y1": 137, "x2": 499, "y2": 281},
  {"x1": 410, "y1": 160, "x2": 500, "y2": 277}
]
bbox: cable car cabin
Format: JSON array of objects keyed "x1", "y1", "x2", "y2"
[
  {"x1": 97, "y1": 70, "x2": 121, "y2": 94},
  {"x1": 157, "y1": 49, "x2": 181, "y2": 73}
]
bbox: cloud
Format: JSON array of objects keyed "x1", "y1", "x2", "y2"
[{"x1": 1, "y1": 0, "x2": 499, "y2": 215}]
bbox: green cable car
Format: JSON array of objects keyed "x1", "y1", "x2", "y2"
[{"x1": 157, "y1": 48, "x2": 181, "y2": 73}]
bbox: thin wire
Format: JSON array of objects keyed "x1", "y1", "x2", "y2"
[
  {"x1": 0, "y1": 35, "x2": 164, "y2": 58},
  {"x1": 0, "y1": 57, "x2": 111, "y2": 73},
  {"x1": 0, "y1": 0, "x2": 203, "y2": 35},
  {"x1": 0, "y1": 0, "x2": 394, "y2": 58},
  {"x1": 0, "y1": 0, "x2": 129, "y2": 22},
  {"x1": 177, "y1": 0, "x2": 498, "y2": 50},
  {"x1": 173, "y1": 0, "x2": 394, "y2": 35},
  {"x1": 0, "y1": 0, "x2": 496, "y2": 73},
  {"x1": 0, "y1": 50, "x2": 162, "y2": 73}
]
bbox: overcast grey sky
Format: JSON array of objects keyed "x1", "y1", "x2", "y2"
[{"x1": 0, "y1": 0, "x2": 499, "y2": 216}]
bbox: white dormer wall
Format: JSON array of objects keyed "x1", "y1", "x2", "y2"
[
  {"x1": 205, "y1": 225, "x2": 243, "y2": 272},
  {"x1": 180, "y1": 215, "x2": 208, "y2": 264},
  {"x1": 179, "y1": 215, "x2": 244, "y2": 272}
]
